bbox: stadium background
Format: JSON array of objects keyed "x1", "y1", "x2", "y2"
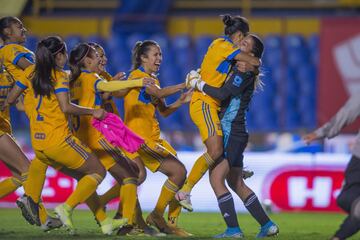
[{"x1": 0, "y1": 0, "x2": 360, "y2": 215}]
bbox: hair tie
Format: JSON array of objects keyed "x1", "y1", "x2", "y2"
[
  {"x1": 52, "y1": 43, "x2": 65, "y2": 55},
  {"x1": 79, "y1": 45, "x2": 90, "y2": 63}
]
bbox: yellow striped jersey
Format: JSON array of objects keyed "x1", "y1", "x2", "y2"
[
  {"x1": 70, "y1": 70, "x2": 103, "y2": 146},
  {"x1": 0, "y1": 43, "x2": 34, "y2": 83},
  {"x1": 0, "y1": 66, "x2": 15, "y2": 134},
  {"x1": 17, "y1": 65, "x2": 71, "y2": 150},
  {"x1": 0, "y1": 43, "x2": 35, "y2": 117},
  {"x1": 124, "y1": 67, "x2": 160, "y2": 141},
  {"x1": 192, "y1": 36, "x2": 240, "y2": 107}
]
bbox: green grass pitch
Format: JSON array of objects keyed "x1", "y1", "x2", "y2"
[{"x1": 0, "y1": 208, "x2": 359, "y2": 239}]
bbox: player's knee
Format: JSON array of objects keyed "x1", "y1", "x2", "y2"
[
  {"x1": 208, "y1": 145, "x2": 223, "y2": 160},
  {"x1": 174, "y1": 167, "x2": 187, "y2": 186},
  {"x1": 351, "y1": 197, "x2": 360, "y2": 220},
  {"x1": 337, "y1": 191, "x2": 350, "y2": 212},
  {"x1": 91, "y1": 163, "x2": 106, "y2": 180}
]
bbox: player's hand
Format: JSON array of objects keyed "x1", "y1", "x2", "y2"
[
  {"x1": 145, "y1": 83, "x2": 160, "y2": 97},
  {"x1": 143, "y1": 77, "x2": 156, "y2": 86},
  {"x1": 185, "y1": 69, "x2": 201, "y2": 89},
  {"x1": 179, "y1": 89, "x2": 193, "y2": 104},
  {"x1": 0, "y1": 99, "x2": 9, "y2": 112},
  {"x1": 92, "y1": 108, "x2": 107, "y2": 120},
  {"x1": 0, "y1": 87, "x2": 10, "y2": 98},
  {"x1": 236, "y1": 61, "x2": 255, "y2": 72},
  {"x1": 113, "y1": 72, "x2": 127, "y2": 80},
  {"x1": 303, "y1": 132, "x2": 318, "y2": 145}
]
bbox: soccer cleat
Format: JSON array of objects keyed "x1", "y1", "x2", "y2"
[
  {"x1": 143, "y1": 225, "x2": 167, "y2": 237},
  {"x1": 242, "y1": 170, "x2": 254, "y2": 180},
  {"x1": 167, "y1": 217, "x2": 193, "y2": 237},
  {"x1": 40, "y1": 215, "x2": 63, "y2": 232},
  {"x1": 117, "y1": 225, "x2": 147, "y2": 236},
  {"x1": 101, "y1": 217, "x2": 128, "y2": 235},
  {"x1": 175, "y1": 191, "x2": 193, "y2": 212},
  {"x1": 256, "y1": 221, "x2": 279, "y2": 238},
  {"x1": 214, "y1": 227, "x2": 244, "y2": 238},
  {"x1": 146, "y1": 211, "x2": 174, "y2": 234},
  {"x1": 54, "y1": 204, "x2": 75, "y2": 235},
  {"x1": 16, "y1": 195, "x2": 40, "y2": 226}
]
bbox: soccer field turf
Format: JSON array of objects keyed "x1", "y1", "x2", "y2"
[{"x1": 0, "y1": 208, "x2": 359, "y2": 239}]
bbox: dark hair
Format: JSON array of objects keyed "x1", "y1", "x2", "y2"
[
  {"x1": 131, "y1": 40, "x2": 158, "y2": 71},
  {"x1": 69, "y1": 43, "x2": 94, "y2": 82},
  {"x1": 0, "y1": 16, "x2": 20, "y2": 41},
  {"x1": 222, "y1": 14, "x2": 249, "y2": 36},
  {"x1": 249, "y1": 34, "x2": 264, "y2": 59},
  {"x1": 32, "y1": 36, "x2": 66, "y2": 98},
  {"x1": 248, "y1": 34, "x2": 265, "y2": 91}
]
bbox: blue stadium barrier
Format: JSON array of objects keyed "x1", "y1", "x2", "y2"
[
  {"x1": 65, "y1": 35, "x2": 83, "y2": 51},
  {"x1": 24, "y1": 35, "x2": 38, "y2": 52}
]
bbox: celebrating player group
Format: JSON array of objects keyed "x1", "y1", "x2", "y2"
[{"x1": 0, "y1": 14, "x2": 279, "y2": 238}]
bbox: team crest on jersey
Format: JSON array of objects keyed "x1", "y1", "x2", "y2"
[{"x1": 232, "y1": 75, "x2": 243, "y2": 87}]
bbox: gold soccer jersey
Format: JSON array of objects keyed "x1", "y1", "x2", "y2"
[{"x1": 191, "y1": 37, "x2": 240, "y2": 108}]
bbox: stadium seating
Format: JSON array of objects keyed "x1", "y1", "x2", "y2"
[{"x1": 12, "y1": 32, "x2": 318, "y2": 132}]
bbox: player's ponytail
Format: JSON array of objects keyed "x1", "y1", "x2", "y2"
[
  {"x1": 0, "y1": 16, "x2": 20, "y2": 41},
  {"x1": 221, "y1": 14, "x2": 249, "y2": 36},
  {"x1": 69, "y1": 43, "x2": 92, "y2": 82},
  {"x1": 131, "y1": 40, "x2": 158, "y2": 71},
  {"x1": 249, "y1": 34, "x2": 264, "y2": 91},
  {"x1": 32, "y1": 36, "x2": 66, "y2": 98}
]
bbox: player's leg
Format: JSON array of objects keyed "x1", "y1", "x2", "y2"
[
  {"x1": 0, "y1": 133, "x2": 59, "y2": 230},
  {"x1": 96, "y1": 138, "x2": 139, "y2": 232},
  {"x1": 146, "y1": 156, "x2": 186, "y2": 234},
  {"x1": 210, "y1": 158, "x2": 244, "y2": 238},
  {"x1": 47, "y1": 137, "x2": 106, "y2": 234},
  {"x1": 0, "y1": 133, "x2": 29, "y2": 188},
  {"x1": 227, "y1": 168, "x2": 279, "y2": 238},
  {"x1": 333, "y1": 166, "x2": 360, "y2": 240},
  {"x1": 176, "y1": 101, "x2": 222, "y2": 211},
  {"x1": 60, "y1": 166, "x2": 128, "y2": 235},
  {"x1": 332, "y1": 215, "x2": 360, "y2": 240},
  {"x1": 108, "y1": 162, "x2": 138, "y2": 229}
]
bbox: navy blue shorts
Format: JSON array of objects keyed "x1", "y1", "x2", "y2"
[{"x1": 224, "y1": 133, "x2": 248, "y2": 168}]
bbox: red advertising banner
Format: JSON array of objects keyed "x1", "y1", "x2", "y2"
[
  {"x1": 319, "y1": 18, "x2": 360, "y2": 131},
  {"x1": 0, "y1": 153, "x2": 347, "y2": 213}
]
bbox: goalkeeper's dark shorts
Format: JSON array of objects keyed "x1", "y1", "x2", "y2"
[{"x1": 223, "y1": 132, "x2": 248, "y2": 168}]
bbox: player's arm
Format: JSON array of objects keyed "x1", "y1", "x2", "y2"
[
  {"x1": 303, "y1": 94, "x2": 360, "y2": 144},
  {"x1": 156, "y1": 89, "x2": 192, "y2": 117},
  {"x1": 145, "y1": 83, "x2": 185, "y2": 99},
  {"x1": 2, "y1": 84, "x2": 25, "y2": 110},
  {"x1": 56, "y1": 91, "x2": 106, "y2": 119},
  {"x1": 234, "y1": 52, "x2": 260, "y2": 66},
  {"x1": 15, "y1": 95, "x2": 24, "y2": 111},
  {"x1": 97, "y1": 77, "x2": 154, "y2": 93}
]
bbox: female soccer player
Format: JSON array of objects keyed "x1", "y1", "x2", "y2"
[
  {"x1": 119, "y1": 40, "x2": 192, "y2": 236},
  {"x1": 87, "y1": 42, "x2": 156, "y2": 236},
  {"x1": 175, "y1": 14, "x2": 260, "y2": 211},
  {"x1": 2, "y1": 36, "x2": 130, "y2": 235},
  {"x1": 69, "y1": 43, "x2": 155, "y2": 232},
  {"x1": 187, "y1": 34, "x2": 279, "y2": 238},
  {"x1": 0, "y1": 16, "x2": 62, "y2": 231}
]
